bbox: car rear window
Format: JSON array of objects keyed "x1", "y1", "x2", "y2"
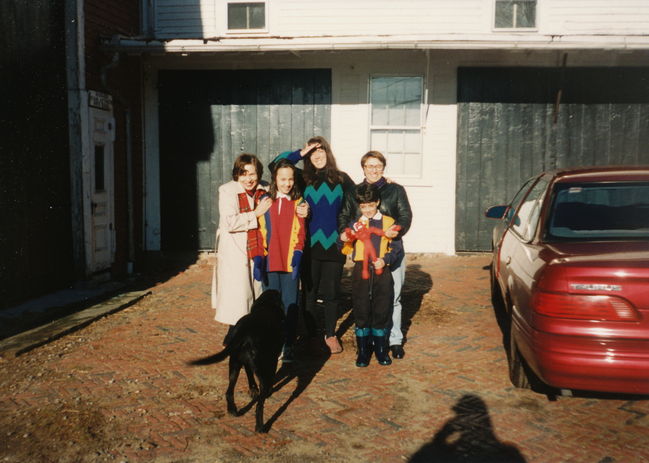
[{"x1": 547, "y1": 181, "x2": 649, "y2": 241}]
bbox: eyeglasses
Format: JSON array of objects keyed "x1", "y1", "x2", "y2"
[{"x1": 363, "y1": 164, "x2": 384, "y2": 171}]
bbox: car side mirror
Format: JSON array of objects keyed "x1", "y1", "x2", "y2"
[{"x1": 485, "y1": 205, "x2": 508, "y2": 219}]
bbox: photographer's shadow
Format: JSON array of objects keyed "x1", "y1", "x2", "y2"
[{"x1": 409, "y1": 394, "x2": 527, "y2": 463}]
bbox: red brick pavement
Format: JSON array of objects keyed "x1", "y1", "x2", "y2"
[{"x1": 1, "y1": 254, "x2": 648, "y2": 462}]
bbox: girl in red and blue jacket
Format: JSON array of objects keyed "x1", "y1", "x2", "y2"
[{"x1": 256, "y1": 159, "x2": 306, "y2": 362}]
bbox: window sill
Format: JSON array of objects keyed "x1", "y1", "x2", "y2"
[
  {"x1": 492, "y1": 27, "x2": 538, "y2": 32},
  {"x1": 225, "y1": 29, "x2": 269, "y2": 35}
]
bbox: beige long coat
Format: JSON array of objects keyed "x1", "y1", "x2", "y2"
[{"x1": 211, "y1": 180, "x2": 265, "y2": 325}]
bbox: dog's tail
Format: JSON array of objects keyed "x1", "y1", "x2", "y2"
[
  {"x1": 187, "y1": 321, "x2": 246, "y2": 366},
  {"x1": 187, "y1": 346, "x2": 231, "y2": 366}
]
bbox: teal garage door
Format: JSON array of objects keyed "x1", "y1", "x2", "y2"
[
  {"x1": 456, "y1": 67, "x2": 649, "y2": 251},
  {"x1": 159, "y1": 69, "x2": 331, "y2": 251}
]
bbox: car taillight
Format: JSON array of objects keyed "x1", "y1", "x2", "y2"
[{"x1": 533, "y1": 291, "x2": 639, "y2": 321}]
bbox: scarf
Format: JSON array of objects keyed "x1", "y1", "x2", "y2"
[
  {"x1": 364, "y1": 177, "x2": 387, "y2": 189},
  {"x1": 238, "y1": 189, "x2": 266, "y2": 260}
]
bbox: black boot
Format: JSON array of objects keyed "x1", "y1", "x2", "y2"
[
  {"x1": 372, "y1": 328, "x2": 392, "y2": 366},
  {"x1": 355, "y1": 327, "x2": 371, "y2": 367}
]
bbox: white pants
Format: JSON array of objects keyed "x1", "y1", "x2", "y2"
[{"x1": 389, "y1": 255, "x2": 406, "y2": 346}]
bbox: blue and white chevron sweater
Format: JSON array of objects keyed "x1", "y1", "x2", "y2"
[{"x1": 274, "y1": 149, "x2": 352, "y2": 262}]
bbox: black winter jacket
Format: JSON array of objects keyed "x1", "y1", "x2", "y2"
[{"x1": 338, "y1": 179, "x2": 413, "y2": 239}]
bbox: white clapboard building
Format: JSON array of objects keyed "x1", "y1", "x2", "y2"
[{"x1": 108, "y1": 0, "x2": 649, "y2": 254}]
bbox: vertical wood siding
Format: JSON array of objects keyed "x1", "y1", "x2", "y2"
[
  {"x1": 456, "y1": 103, "x2": 649, "y2": 251},
  {"x1": 158, "y1": 69, "x2": 331, "y2": 251},
  {"x1": 1, "y1": 0, "x2": 72, "y2": 309}
]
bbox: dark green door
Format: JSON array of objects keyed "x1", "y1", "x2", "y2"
[
  {"x1": 456, "y1": 67, "x2": 649, "y2": 252},
  {"x1": 159, "y1": 69, "x2": 331, "y2": 251}
]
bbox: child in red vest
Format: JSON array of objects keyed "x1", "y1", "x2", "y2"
[
  {"x1": 257, "y1": 159, "x2": 306, "y2": 363},
  {"x1": 342, "y1": 183, "x2": 404, "y2": 367}
]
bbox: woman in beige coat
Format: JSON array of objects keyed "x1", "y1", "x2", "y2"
[{"x1": 211, "y1": 154, "x2": 272, "y2": 342}]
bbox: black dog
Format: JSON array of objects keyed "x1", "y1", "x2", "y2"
[{"x1": 188, "y1": 289, "x2": 285, "y2": 433}]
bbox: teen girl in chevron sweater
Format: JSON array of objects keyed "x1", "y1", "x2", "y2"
[
  {"x1": 271, "y1": 136, "x2": 355, "y2": 355},
  {"x1": 256, "y1": 159, "x2": 306, "y2": 363}
]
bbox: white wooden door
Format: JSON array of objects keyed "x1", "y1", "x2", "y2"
[{"x1": 88, "y1": 107, "x2": 116, "y2": 273}]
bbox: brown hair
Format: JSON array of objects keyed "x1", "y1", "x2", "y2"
[
  {"x1": 360, "y1": 150, "x2": 387, "y2": 168},
  {"x1": 303, "y1": 136, "x2": 344, "y2": 185},
  {"x1": 269, "y1": 159, "x2": 301, "y2": 200},
  {"x1": 355, "y1": 182, "x2": 380, "y2": 204},
  {"x1": 231, "y1": 153, "x2": 263, "y2": 181}
]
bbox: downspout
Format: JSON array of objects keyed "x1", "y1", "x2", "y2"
[
  {"x1": 553, "y1": 52, "x2": 568, "y2": 125},
  {"x1": 101, "y1": 52, "x2": 135, "y2": 274}
]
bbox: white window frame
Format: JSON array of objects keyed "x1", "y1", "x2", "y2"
[
  {"x1": 225, "y1": 1, "x2": 268, "y2": 34},
  {"x1": 367, "y1": 75, "x2": 424, "y2": 181},
  {"x1": 493, "y1": 0, "x2": 538, "y2": 31}
]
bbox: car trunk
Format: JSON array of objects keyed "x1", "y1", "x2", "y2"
[{"x1": 534, "y1": 241, "x2": 649, "y2": 334}]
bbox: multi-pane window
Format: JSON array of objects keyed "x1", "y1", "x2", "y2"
[
  {"x1": 494, "y1": 0, "x2": 536, "y2": 29},
  {"x1": 94, "y1": 145, "x2": 105, "y2": 192},
  {"x1": 369, "y1": 76, "x2": 423, "y2": 178},
  {"x1": 227, "y1": 2, "x2": 265, "y2": 30}
]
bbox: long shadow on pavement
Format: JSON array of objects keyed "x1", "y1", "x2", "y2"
[
  {"x1": 409, "y1": 394, "x2": 527, "y2": 463},
  {"x1": 260, "y1": 351, "x2": 330, "y2": 431},
  {"x1": 484, "y1": 263, "x2": 511, "y2": 354},
  {"x1": 0, "y1": 251, "x2": 199, "y2": 342},
  {"x1": 335, "y1": 263, "x2": 433, "y2": 342},
  {"x1": 401, "y1": 264, "x2": 433, "y2": 341},
  {"x1": 203, "y1": 344, "x2": 329, "y2": 433}
]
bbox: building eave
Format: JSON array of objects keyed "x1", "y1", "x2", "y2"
[{"x1": 103, "y1": 33, "x2": 649, "y2": 54}]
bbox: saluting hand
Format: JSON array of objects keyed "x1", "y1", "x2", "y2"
[{"x1": 300, "y1": 142, "x2": 321, "y2": 157}]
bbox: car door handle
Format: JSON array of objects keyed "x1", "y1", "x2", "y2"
[{"x1": 505, "y1": 256, "x2": 511, "y2": 266}]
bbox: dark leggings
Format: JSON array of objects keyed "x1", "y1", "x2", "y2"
[{"x1": 303, "y1": 257, "x2": 343, "y2": 338}]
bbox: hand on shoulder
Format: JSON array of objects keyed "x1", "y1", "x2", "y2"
[
  {"x1": 296, "y1": 200, "x2": 309, "y2": 218},
  {"x1": 255, "y1": 197, "x2": 272, "y2": 216}
]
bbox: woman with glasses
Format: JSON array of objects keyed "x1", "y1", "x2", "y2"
[{"x1": 339, "y1": 150, "x2": 413, "y2": 359}]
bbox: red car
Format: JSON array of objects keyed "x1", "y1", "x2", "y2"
[{"x1": 485, "y1": 166, "x2": 649, "y2": 395}]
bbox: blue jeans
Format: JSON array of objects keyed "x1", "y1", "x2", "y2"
[
  {"x1": 389, "y1": 255, "x2": 406, "y2": 346},
  {"x1": 263, "y1": 271, "x2": 299, "y2": 347}
]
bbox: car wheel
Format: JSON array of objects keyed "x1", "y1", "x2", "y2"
[{"x1": 508, "y1": 322, "x2": 531, "y2": 389}]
